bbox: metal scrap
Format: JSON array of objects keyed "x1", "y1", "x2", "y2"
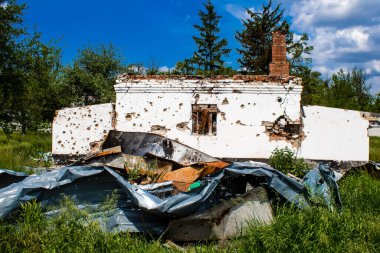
[{"x1": 0, "y1": 131, "x2": 344, "y2": 240}]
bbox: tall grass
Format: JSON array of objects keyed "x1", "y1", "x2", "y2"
[
  {"x1": 0, "y1": 173, "x2": 378, "y2": 252},
  {"x1": 0, "y1": 198, "x2": 165, "y2": 253},
  {"x1": 0, "y1": 132, "x2": 51, "y2": 173},
  {"x1": 0, "y1": 133, "x2": 379, "y2": 252},
  {"x1": 370, "y1": 137, "x2": 380, "y2": 161},
  {"x1": 227, "y1": 173, "x2": 380, "y2": 253}
]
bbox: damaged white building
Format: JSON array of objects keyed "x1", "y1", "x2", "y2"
[{"x1": 52, "y1": 33, "x2": 370, "y2": 162}]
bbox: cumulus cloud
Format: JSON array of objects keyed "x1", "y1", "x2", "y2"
[
  {"x1": 291, "y1": 0, "x2": 380, "y2": 30},
  {"x1": 225, "y1": 3, "x2": 253, "y2": 21},
  {"x1": 285, "y1": 0, "x2": 380, "y2": 93},
  {"x1": 224, "y1": 0, "x2": 380, "y2": 93}
]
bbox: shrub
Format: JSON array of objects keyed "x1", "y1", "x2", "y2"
[{"x1": 268, "y1": 147, "x2": 311, "y2": 177}]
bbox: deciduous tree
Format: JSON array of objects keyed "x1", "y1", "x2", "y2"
[{"x1": 61, "y1": 44, "x2": 124, "y2": 105}]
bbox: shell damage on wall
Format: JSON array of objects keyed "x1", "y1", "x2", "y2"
[
  {"x1": 52, "y1": 103, "x2": 115, "y2": 160},
  {"x1": 262, "y1": 115, "x2": 304, "y2": 148}
]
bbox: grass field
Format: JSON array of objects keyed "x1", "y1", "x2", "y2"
[
  {"x1": 0, "y1": 132, "x2": 51, "y2": 173},
  {"x1": 370, "y1": 137, "x2": 380, "y2": 161},
  {"x1": 0, "y1": 132, "x2": 379, "y2": 252}
]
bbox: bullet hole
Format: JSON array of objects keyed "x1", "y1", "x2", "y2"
[
  {"x1": 236, "y1": 120, "x2": 246, "y2": 126},
  {"x1": 176, "y1": 122, "x2": 190, "y2": 131},
  {"x1": 125, "y1": 113, "x2": 135, "y2": 121}
]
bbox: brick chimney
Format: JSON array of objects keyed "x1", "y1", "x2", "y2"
[{"x1": 269, "y1": 31, "x2": 289, "y2": 76}]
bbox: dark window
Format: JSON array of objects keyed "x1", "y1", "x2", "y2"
[{"x1": 192, "y1": 104, "x2": 217, "y2": 135}]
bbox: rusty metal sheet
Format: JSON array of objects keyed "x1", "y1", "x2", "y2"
[
  {"x1": 157, "y1": 167, "x2": 200, "y2": 191},
  {"x1": 197, "y1": 161, "x2": 230, "y2": 177}
]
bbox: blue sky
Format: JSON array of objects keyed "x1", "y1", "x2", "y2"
[{"x1": 17, "y1": 0, "x2": 380, "y2": 92}]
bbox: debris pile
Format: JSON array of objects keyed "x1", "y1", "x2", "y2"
[{"x1": 0, "y1": 131, "x2": 345, "y2": 241}]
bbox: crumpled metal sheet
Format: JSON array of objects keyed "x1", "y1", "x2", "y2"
[
  {"x1": 303, "y1": 164, "x2": 342, "y2": 211},
  {"x1": 0, "y1": 169, "x2": 28, "y2": 189},
  {"x1": 0, "y1": 162, "x2": 340, "y2": 234},
  {"x1": 100, "y1": 130, "x2": 219, "y2": 165}
]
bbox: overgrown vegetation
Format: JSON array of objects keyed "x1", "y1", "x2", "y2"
[
  {"x1": 0, "y1": 171, "x2": 378, "y2": 252},
  {"x1": 0, "y1": 131, "x2": 51, "y2": 173},
  {"x1": 1, "y1": 0, "x2": 380, "y2": 134},
  {"x1": 268, "y1": 147, "x2": 311, "y2": 177},
  {"x1": 0, "y1": 134, "x2": 379, "y2": 252},
  {"x1": 370, "y1": 137, "x2": 380, "y2": 161},
  {"x1": 228, "y1": 172, "x2": 380, "y2": 252}
]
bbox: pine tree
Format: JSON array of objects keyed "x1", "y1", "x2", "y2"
[
  {"x1": 235, "y1": 0, "x2": 288, "y2": 74},
  {"x1": 191, "y1": 0, "x2": 230, "y2": 76}
]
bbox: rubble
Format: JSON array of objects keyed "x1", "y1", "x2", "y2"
[
  {"x1": 163, "y1": 187, "x2": 273, "y2": 241},
  {"x1": 0, "y1": 131, "x2": 344, "y2": 241},
  {"x1": 262, "y1": 115, "x2": 304, "y2": 147}
]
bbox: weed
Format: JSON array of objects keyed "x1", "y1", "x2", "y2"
[
  {"x1": 0, "y1": 131, "x2": 51, "y2": 173},
  {"x1": 370, "y1": 137, "x2": 380, "y2": 161},
  {"x1": 268, "y1": 147, "x2": 311, "y2": 177}
]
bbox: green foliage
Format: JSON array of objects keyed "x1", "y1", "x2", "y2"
[
  {"x1": 235, "y1": 0, "x2": 313, "y2": 77},
  {"x1": 235, "y1": 0, "x2": 289, "y2": 74},
  {"x1": 228, "y1": 173, "x2": 380, "y2": 253},
  {"x1": 326, "y1": 68, "x2": 373, "y2": 111},
  {"x1": 0, "y1": 1, "x2": 62, "y2": 133},
  {"x1": 0, "y1": 197, "x2": 166, "y2": 253},
  {"x1": 299, "y1": 67, "x2": 329, "y2": 105},
  {"x1": 1, "y1": 173, "x2": 379, "y2": 252},
  {"x1": 370, "y1": 137, "x2": 380, "y2": 161},
  {"x1": 288, "y1": 33, "x2": 314, "y2": 75},
  {"x1": 172, "y1": 59, "x2": 195, "y2": 75},
  {"x1": 60, "y1": 44, "x2": 124, "y2": 106},
  {"x1": 191, "y1": 0, "x2": 231, "y2": 76},
  {"x1": 0, "y1": 134, "x2": 380, "y2": 252},
  {"x1": 0, "y1": 131, "x2": 51, "y2": 173},
  {"x1": 268, "y1": 147, "x2": 310, "y2": 177}
]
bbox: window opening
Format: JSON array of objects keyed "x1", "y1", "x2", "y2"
[{"x1": 192, "y1": 104, "x2": 217, "y2": 135}]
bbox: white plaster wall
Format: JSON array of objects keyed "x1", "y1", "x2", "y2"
[
  {"x1": 299, "y1": 106, "x2": 369, "y2": 161},
  {"x1": 52, "y1": 103, "x2": 114, "y2": 155},
  {"x1": 114, "y1": 79, "x2": 302, "y2": 159},
  {"x1": 368, "y1": 127, "x2": 380, "y2": 137}
]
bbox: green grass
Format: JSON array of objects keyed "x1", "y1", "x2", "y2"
[
  {"x1": 226, "y1": 173, "x2": 380, "y2": 253},
  {"x1": 0, "y1": 172, "x2": 378, "y2": 253},
  {"x1": 370, "y1": 137, "x2": 380, "y2": 161},
  {"x1": 0, "y1": 133, "x2": 379, "y2": 252},
  {"x1": 0, "y1": 131, "x2": 51, "y2": 173}
]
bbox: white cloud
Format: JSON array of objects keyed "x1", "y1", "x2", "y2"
[
  {"x1": 285, "y1": 0, "x2": 380, "y2": 93},
  {"x1": 366, "y1": 60, "x2": 380, "y2": 74},
  {"x1": 158, "y1": 66, "x2": 175, "y2": 73},
  {"x1": 0, "y1": 1, "x2": 8, "y2": 8},
  {"x1": 290, "y1": 0, "x2": 380, "y2": 30},
  {"x1": 292, "y1": 0, "x2": 357, "y2": 29},
  {"x1": 311, "y1": 26, "x2": 371, "y2": 65},
  {"x1": 368, "y1": 75, "x2": 380, "y2": 94},
  {"x1": 225, "y1": 4, "x2": 253, "y2": 21}
]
